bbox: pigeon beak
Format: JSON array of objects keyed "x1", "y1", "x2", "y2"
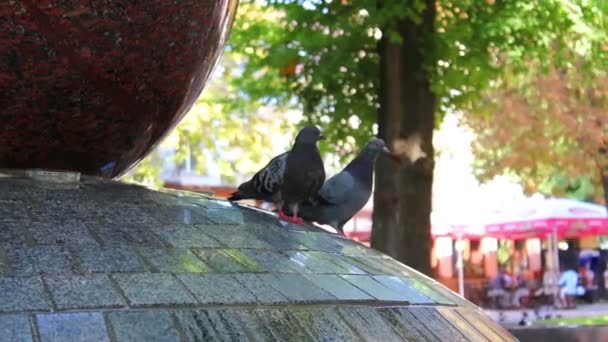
[
  {"x1": 318, "y1": 134, "x2": 326, "y2": 140},
  {"x1": 381, "y1": 146, "x2": 391, "y2": 154}
]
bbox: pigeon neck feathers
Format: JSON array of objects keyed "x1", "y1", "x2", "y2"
[{"x1": 344, "y1": 156, "x2": 373, "y2": 186}]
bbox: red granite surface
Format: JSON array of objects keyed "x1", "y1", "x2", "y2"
[{"x1": 0, "y1": 0, "x2": 237, "y2": 177}]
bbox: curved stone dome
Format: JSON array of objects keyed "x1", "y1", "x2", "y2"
[
  {"x1": 0, "y1": 1, "x2": 237, "y2": 178},
  {"x1": 0, "y1": 171, "x2": 515, "y2": 341}
]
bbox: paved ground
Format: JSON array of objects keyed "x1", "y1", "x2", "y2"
[{"x1": 485, "y1": 302, "x2": 608, "y2": 327}]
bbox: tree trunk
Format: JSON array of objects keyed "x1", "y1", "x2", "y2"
[{"x1": 371, "y1": 0, "x2": 436, "y2": 276}]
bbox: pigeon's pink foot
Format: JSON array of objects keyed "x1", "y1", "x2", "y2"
[
  {"x1": 277, "y1": 209, "x2": 303, "y2": 224},
  {"x1": 290, "y1": 215, "x2": 303, "y2": 224}
]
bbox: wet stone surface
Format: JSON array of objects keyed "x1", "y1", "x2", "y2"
[
  {"x1": 107, "y1": 311, "x2": 181, "y2": 342},
  {"x1": 37, "y1": 312, "x2": 110, "y2": 342},
  {"x1": 112, "y1": 273, "x2": 196, "y2": 307},
  {"x1": 192, "y1": 248, "x2": 264, "y2": 273},
  {"x1": 75, "y1": 247, "x2": 148, "y2": 273},
  {"x1": 0, "y1": 221, "x2": 28, "y2": 246},
  {"x1": 138, "y1": 248, "x2": 210, "y2": 273},
  {"x1": 177, "y1": 274, "x2": 257, "y2": 304},
  {"x1": 44, "y1": 275, "x2": 125, "y2": 310},
  {"x1": 8, "y1": 247, "x2": 77, "y2": 276},
  {"x1": 0, "y1": 277, "x2": 50, "y2": 312},
  {"x1": 0, "y1": 175, "x2": 515, "y2": 341},
  {"x1": 149, "y1": 225, "x2": 222, "y2": 248},
  {"x1": 30, "y1": 222, "x2": 99, "y2": 246},
  {"x1": 0, "y1": 314, "x2": 33, "y2": 342}
]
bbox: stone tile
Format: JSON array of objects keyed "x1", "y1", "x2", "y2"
[
  {"x1": 331, "y1": 237, "x2": 385, "y2": 257},
  {"x1": 399, "y1": 276, "x2": 455, "y2": 305},
  {"x1": 352, "y1": 256, "x2": 404, "y2": 276},
  {"x1": 407, "y1": 307, "x2": 468, "y2": 341},
  {"x1": 0, "y1": 221, "x2": 28, "y2": 246},
  {"x1": 0, "y1": 277, "x2": 50, "y2": 312},
  {"x1": 177, "y1": 274, "x2": 256, "y2": 304},
  {"x1": 310, "y1": 252, "x2": 367, "y2": 275},
  {"x1": 30, "y1": 222, "x2": 98, "y2": 246},
  {"x1": 0, "y1": 251, "x2": 9, "y2": 277},
  {"x1": 107, "y1": 311, "x2": 181, "y2": 342},
  {"x1": 227, "y1": 311, "x2": 278, "y2": 341},
  {"x1": 37, "y1": 312, "x2": 109, "y2": 342},
  {"x1": 0, "y1": 202, "x2": 31, "y2": 221},
  {"x1": 95, "y1": 223, "x2": 165, "y2": 247},
  {"x1": 437, "y1": 307, "x2": 488, "y2": 341},
  {"x1": 193, "y1": 198, "x2": 234, "y2": 210},
  {"x1": 371, "y1": 256, "x2": 420, "y2": 276},
  {"x1": 76, "y1": 247, "x2": 147, "y2": 273},
  {"x1": 302, "y1": 274, "x2": 374, "y2": 301},
  {"x1": 200, "y1": 226, "x2": 273, "y2": 249},
  {"x1": 290, "y1": 308, "x2": 361, "y2": 341},
  {"x1": 257, "y1": 274, "x2": 335, "y2": 302},
  {"x1": 372, "y1": 275, "x2": 433, "y2": 303},
  {"x1": 286, "y1": 251, "x2": 353, "y2": 274},
  {"x1": 150, "y1": 225, "x2": 221, "y2": 248},
  {"x1": 291, "y1": 232, "x2": 347, "y2": 253},
  {"x1": 249, "y1": 309, "x2": 315, "y2": 341},
  {"x1": 27, "y1": 202, "x2": 99, "y2": 223},
  {"x1": 0, "y1": 314, "x2": 33, "y2": 342},
  {"x1": 0, "y1": 179, "x2": 34, "y2": 200},
  {"x1": 8, "y1": 247, "x2": 76, "y2": 276},
  {"x1": 250, "y1": 309, "x2": 346, "y2": 341},
  {"x1": 340, "y1": 275, "x2": 406, "y2": 302},
  {"x1": 241, "y1": 250, "x2": 309, "y2": 273},
  {"x1": 402, "y1": 270, "x2": 473, "y2": 308},
  {"x1": 94, "y1": 205, "x2": 159, "y2": 224},
  {"x1": 375, "y1": 307, "x2": 441, "y2": 341},
  {"x1": 340, "y1": 256, "x2": 385, "y2": 275},
  {"x1": 113, "y1": 273, "x2": 195, "y2": 306},
  {"x1": 193, "y1": 248, "x2": 265, "y2": 273},
  {"x1": 457, "y1": 308, "x2": 514, "y2": 341},
  {"x1": 83, "y1": 183, "x2": 153, "y2": 205},
  {"x1": 232, "y1": 274, "x2": 288, "y2": 304},
  {"x1": 174, "y1": 309, "x2": 251, "y2": 342},
  {"x1": 145, "y1": 205, "x2": 214, "y2": 225},
  {"x1": 138, "y1": 248, "x2": 209, "y2": 273},
  {"x1": 245, "y1": 225, "x2": 308, "y2": 250},
  {"x1": 203, "y1": 208, "x2": 254, "y2": 225},
  {"x1": 337, "y1": 307, "x2": 403, "y2": 341},
  {"x1": 44, "y1": 275, "x2": 124, "y2": 310}
]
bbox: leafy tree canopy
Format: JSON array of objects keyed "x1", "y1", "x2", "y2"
[
  {"x1": 127, "y1": 0, "x2": 608, "y2": 200},
  {"x1": 227, "y1": 0, "x2": 607, "y2": 158},
  {"x1": 464, "y1": 65, "x2": 607, "y2": 202}
]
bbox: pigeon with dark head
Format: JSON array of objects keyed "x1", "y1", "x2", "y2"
[
  {"x1": 228, "y1": 125, "x2": 326, "y2": 224},
  {"x1": 289, "y1": 138, "x2": 389, "y2": 235}
]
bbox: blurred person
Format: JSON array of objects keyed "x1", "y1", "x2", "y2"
[
  {"x1": 534, "y1": 267, "x2": 559, "y2": 307},
  {"x1": 511, "y1": 271, "x2": 530, "y2": 308},
  {"x1": 487, "y1": 267, "x2": 512, "y2": 308},
  {"x1": 558, "y1": 265, "x2": 583, "y2": 309},
  {"x1": 579, "y1": 264, "x2": 597, "y2": 303}
]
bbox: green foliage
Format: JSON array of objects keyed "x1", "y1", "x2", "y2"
[
  {"x1": 465, "y1": 65, "x2": 608, "y2": 202},
  {"x1": 227, "y1": 0, "x2": 607, "y2": 157},
  {"x1": 126, "y1": 0, "x2": 608, "y2": 196}
]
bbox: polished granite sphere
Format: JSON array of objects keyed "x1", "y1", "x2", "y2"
[
  {"x1": 0, "y1": 1, "x2": 237, "y2": 178},
  {"x1": 0, "y1": 171, "x2": 516, "y2": 341}
]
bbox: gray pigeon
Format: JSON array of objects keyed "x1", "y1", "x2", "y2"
[
  {"x1": 290, "y1": 138, "x2": 389, "y2": 235},
  {"x1": 228, "y1": 125, "x2": 325, "y2": 223}
]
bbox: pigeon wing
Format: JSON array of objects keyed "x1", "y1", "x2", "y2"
[
  {"x1": 250, "y1": 152, "x2": 287, "y2": 198},
  {"x1": 316, "y1": 171, "x2": 355, "y2": 205}
]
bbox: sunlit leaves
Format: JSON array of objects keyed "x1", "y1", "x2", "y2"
[{"x1": 465, "y1": 67, "x2": 608, "y2": 202}]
